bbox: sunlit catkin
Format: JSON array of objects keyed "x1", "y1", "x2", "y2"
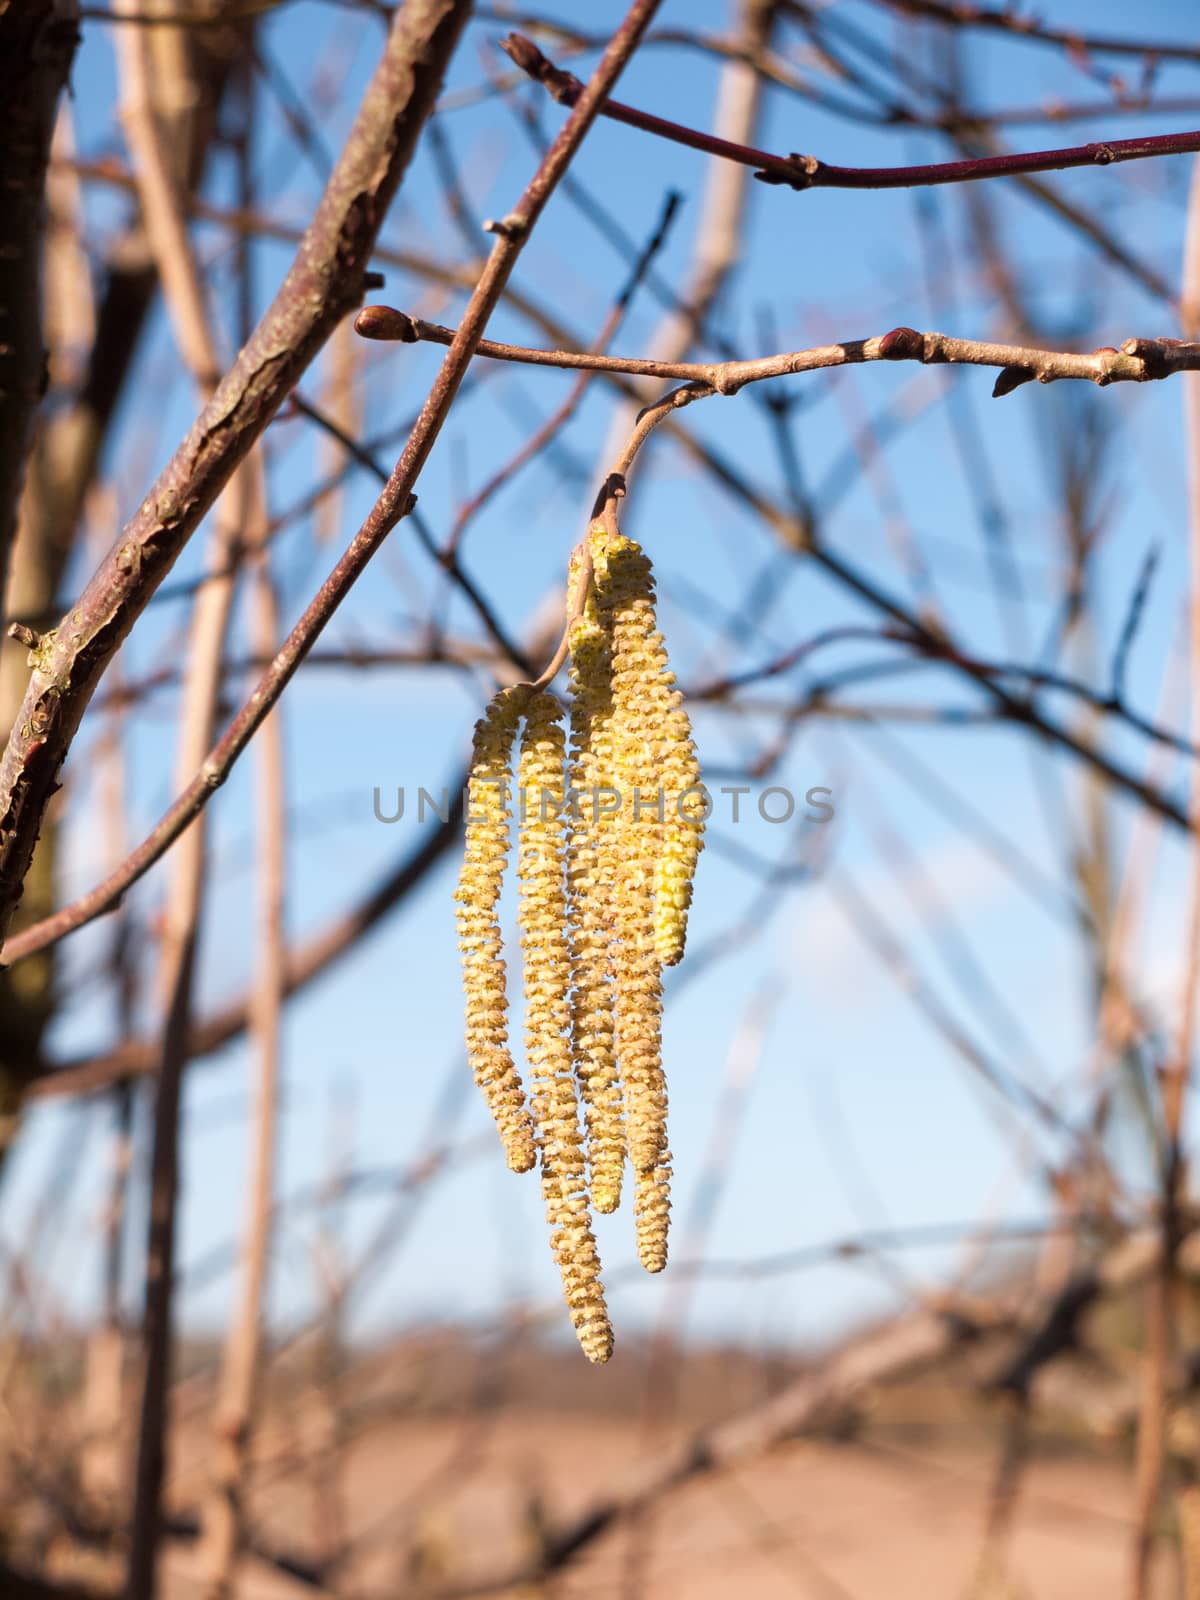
[
  {"x1": 518, "y1": 691, "x2": 614, "y2": 1364},
  {"x1": 655, "y1": 686, "x2": 706, "y2": 967},
  {"x1": 634, "y1": 1153, "x2": 671, "y2": 1274},
  {"x1": 454, "y1": 688, "x2": 536, "y2": 1174},
  {"x1": 566, "y1": 597, "x2": 625, "y2": 1214},
  {"x1": 594, "y1": 530, "x2": 670, "y2": 1183}
]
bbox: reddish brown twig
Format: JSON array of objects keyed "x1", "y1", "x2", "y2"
[{"x1": 503, "y1": 32, "x2": 1200, "y2": 195}]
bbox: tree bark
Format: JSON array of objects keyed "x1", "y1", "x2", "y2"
[{"x1": 0, "y1": 0, "x2": 78, "y2": 625}]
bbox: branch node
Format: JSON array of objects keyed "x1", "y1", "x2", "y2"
[
  {"x1": 754, "y1": 151, "x2": 821, "y2": 191},
  {"x1": 1092, "y1": 347, "x2": 1118, "y2": 386},
  {"x1": 1122, "y1": 336, "x2": 1182, "y2": 381},
  {"x1": 482, "y1": 213, "x2": 528, "y2": 241},
  {"x1": 708, "y1": 362, "x2": 743, "y2": 395}
]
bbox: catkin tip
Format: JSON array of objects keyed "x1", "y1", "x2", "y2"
[
  {"x1": 580, "y1": 1321, "x2": 615, "y2": 1364},
  {"x1": 634, "y1": 1155, "x2": 671, "y2": 1274}
]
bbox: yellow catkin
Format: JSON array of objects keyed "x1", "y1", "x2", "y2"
[
  {"x1": 454, "y1": 688, "x2": 536, "y2": 1174},
  {"x1": 593, "y1": 529, "x2": 670, "y2": 1186},
  {"x1": 634, "y1": 1152, "x2": 672, "y2": 1274},
  {"x1": 518, "y1": 691, "x2": 614, "y2": 1364},
  {"x1": 655, "y1": 684, "x2": 706, "y2": 967},
  {"x1": 566, "y1": 596, "x2": 625, "y2": 1214}
]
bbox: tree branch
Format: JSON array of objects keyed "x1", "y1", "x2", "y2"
[
  {"x1": 0, "y1": 0, "x2": 474, "y2": 953},
  {"x1": 503, "y1": 32, "x2": 1200, "y2": 196},
  {"x1": 0, "y1": 0, "x2": 79, "y2": 631},
  {"x1": 356, "y1": 310, "x2": 1200, "y2": 397}
]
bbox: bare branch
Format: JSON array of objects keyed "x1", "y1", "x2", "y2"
[
  {"x1": 504, "y1": 32, "x2": 1200, "y2": 196},
  {"x1": 0, "y1": 0, "x2": 475, "y2": 951},
  {"x1": 356, "y1": 310, "x2": 1200, "y2": 395}
]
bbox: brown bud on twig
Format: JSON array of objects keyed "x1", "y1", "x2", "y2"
[
  {"x1": 877, "y1": 326, "x2": 924, "y2": 361},
  {"x1": 501, "y1": 33, "x2": 581, "y2": 107},
  {"x1": 992, "y1": 366, "x2": 1035, "y2": 398},
  {"x1": 354, "y1": 305, "x2": 419, "y2": 342}
]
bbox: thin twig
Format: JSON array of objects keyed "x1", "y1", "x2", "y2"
[
  {"x1": 503, "y1": 31, "x2": 1200, "y2": 195},
  {"x1": 355, "y1": 309, "x2": 1200, "y2": 396}
]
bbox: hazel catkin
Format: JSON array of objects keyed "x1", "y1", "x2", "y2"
[
  {"x1": 454, "y1": 688, "x2": 536, "y2": 1174},
  {"x1": 593, "y1": 529, "x2": 670, "y2": 1182},
  {"x1": 654, "y1": 686, "x2": 705, "y2": 967},
  {"x1": 518, "y1": 690, "x2": 613, "y2": 1364},
  {"x1": 453, "y1": 522, "x2": 705, "y2": 1357},
  {"x1": 566, "y1": 599, "x2": 626, "y2": 1215},
  {"x1": 634, "y1": 1152, "x2": 672, "y2": 1274}
]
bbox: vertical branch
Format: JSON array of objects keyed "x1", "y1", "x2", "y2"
[
  {"x1": 113, "y1": 0, "x2": 223, "y2": 390},
  {"x1": 311, "y1": 1087, "x2": 354, "y2": 1589},
  {"x1": 200, "y1": 491, "x2": 285, "y2": 1598},
  {"x1": 314, "y1": 320, "x2": 361, "y2": 547},
  {"x1": 0, "y1": 28, "x2": 250, "y2": 1143},
  {"x1": 125, "y1": 475, "x2": 247, "y2": 1600},
  {"x1": 1128, "y1": 148, "x2": 1200, "y2": 1600},
  {"x1": 121, "y1": 5, "x2": 481, "y2": 1591},
  {"x1": 0, "y1": 99, "x2": 94, "y2": 1152},
  {"x1": 1168, "y1": 157, "x2": 1200, "y2": 1155},
  {"x1": 0, "y1": 0, "x2": 78, "y2": 629},
  {"x1": 201, "y1": 71, "x2": 285, "y2": 1581},
  {"x1": 122, "y1": 8, "x2": 252, "y2": 1555},
  {"x1": 81, "y1": 707, "x2": 138, "y2": 1509}
]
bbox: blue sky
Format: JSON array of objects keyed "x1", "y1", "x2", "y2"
[{"x1": 5, "y1": 0, "x2": 1200, "y2": 1362}]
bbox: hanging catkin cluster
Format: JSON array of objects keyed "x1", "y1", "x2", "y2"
[{"x1": 454, "y1": 524, "x2": 705, "y2": 1361}]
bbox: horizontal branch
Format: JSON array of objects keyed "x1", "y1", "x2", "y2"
[
  {"x1": 356, "y1": 307, "x2": 1200, "y2": 398},
  {"x1": 502, "y1": 31, "x2": 1200, "y2": 194}
]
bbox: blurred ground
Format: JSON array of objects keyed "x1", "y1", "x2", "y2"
[
  {"x1": 9, "y1": 1327, "x2": 1151, "y2": 1599},
  {"x1": 165, "y1": 1411, "x2": 1137, "y2": 1598},
  {"x1": 169, "y1": 1331, "x2": 1158, "y2": 1593}
]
